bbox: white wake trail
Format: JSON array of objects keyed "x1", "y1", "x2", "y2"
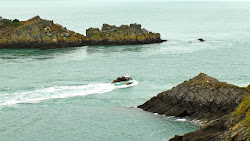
[{"x1": 0, "y1": 81, "x2": 138, "y2": 106}]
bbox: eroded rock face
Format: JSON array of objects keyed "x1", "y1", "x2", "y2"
[
  {"x1": 0, "y1": 16, "x2": 86, "y2": 49},
  {"x1": 138, "y1": 73, "x2": 245, "y2": 121},
  {"x1": 86, "y1": 23, "x2": 166, "y2": 45},
  {"x1": 0, "y1": 17, "x2": 166, "y2": 48},
  {"x1": 169, "y1": 87, "x2": 250, "y2": 141},
  {"x1": 138, "y1": 73, "x2": 249, "y2": 141}
]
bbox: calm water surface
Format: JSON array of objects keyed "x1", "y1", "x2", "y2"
[{"x1": 0, "y1": 1, "x2": 249, "y2": 141}]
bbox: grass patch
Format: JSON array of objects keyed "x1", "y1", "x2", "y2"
[
  {"x1": 215, "y1": 83, "x2": 246, "y2": 90},
  {"x1": 232, "y1": 92, "x2": 250, "y2": 129},
  {"x1": 0, "y1": 19, "x2": 23, "y2": 29}
]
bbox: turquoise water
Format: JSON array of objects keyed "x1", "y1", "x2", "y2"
[{"x1": 0, "y1": 1, "x2": 250, "y2": 141}]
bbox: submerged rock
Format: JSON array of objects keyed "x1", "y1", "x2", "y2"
[
  {"x1": 138, "y1": 73, "x2": 249, "y2": 141},
  {"x1": 86, "y1": 23, "x2": 166, "y2": 45}
]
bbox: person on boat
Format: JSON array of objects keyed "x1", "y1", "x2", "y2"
[{"x1": 112, "y1": 76, "x2": 131, "y2": 83}]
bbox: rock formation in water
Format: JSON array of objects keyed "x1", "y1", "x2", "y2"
[
  {"x1": 0, "y1": 16, "x2": 166, "y2": 49},
  {"x1": 197, "y1": 38, "x2": 205, "y2": 42},
  {"x1": 86, "y1": 23, "x2": 166, "y2": 45},
  {"x1": 138, "y1": 73, "x2": 249, "y2": 141},
  {"x1": 0, "y1": 16, "x2": 86, "y2": 49}
]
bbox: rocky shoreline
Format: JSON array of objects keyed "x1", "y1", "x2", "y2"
[
  {"x1": 0, "y1": 16, "x2": 166, "y2": 49},
  {"x1": 138, "y1": 73, "x2": 249, "y2": 141}
]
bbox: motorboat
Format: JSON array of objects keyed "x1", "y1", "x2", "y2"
[{"x1": 111, "y1": 76, "x2": 135, "y2": 86}]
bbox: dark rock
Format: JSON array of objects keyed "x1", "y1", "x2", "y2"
[
  {"x1": 139, "y1": 73, "x2": 245, "y2": 121},
  {"x1": 198, "y1": 38, "x2": 205, "y2": 42},
  {"x1": 170, "y1": 116, "x2": 229, "y2": 141},
  {"x1": 138, "y1": 73, "x2": 249, "y2": 141}
]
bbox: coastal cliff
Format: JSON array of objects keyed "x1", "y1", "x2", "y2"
[
  {"x1": 86, "y1": 23, "x2": 165, "y2": 45},
  {"x1": 0, "y1": 16, "x2": 166, "y2": 49},
  {"x1": 138, "y1": 73, "x2": 249, "y2": 141},
  {"x1": 0, "y1": 16, "x2": 86, "y2": 49}
]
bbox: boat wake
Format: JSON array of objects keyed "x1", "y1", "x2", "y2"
[
  {"x1": 0, "y1": 81, "x2": 138, "y2": 107},
  {"x1": 115, "y1": 80, "x2": 139, "y2": 89}
]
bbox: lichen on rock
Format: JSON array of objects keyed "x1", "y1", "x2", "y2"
[
  {"x1": 0, "y1": 16, "x2": 166, "y2": 49},
  {"x1": 0, "y1": 16, "x2": 86, "y2": 49},
  {"x1": 86, "y1": 23, "x2": 166, "y2": 45}
]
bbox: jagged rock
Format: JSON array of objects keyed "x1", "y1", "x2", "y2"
[
  {"x1": 0, "y1": 16, "x2": 166, "y2": 49},
  {"x1": 31, "y1": 15, "x2": 41, "y2": 21},
  {"x1": 138, "y1": 73, "x2": 249, "y2": 141},
  {"x1": 0, "y1": 16, "x2": 86, "y2": 49},
  {"x1": 138, "y1": 73, "x2": 246, "y2": 120},
  {"x1": 86, "y1": 23, "x2": 166, "y2": 45},
  {"x1": 169, "y1": 115, "x2": 229, "y2": 141},
  {"x1": 169, "y1": 89, "x2": 249, "y2": 141}
]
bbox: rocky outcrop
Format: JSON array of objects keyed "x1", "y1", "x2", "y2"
[
  {"x1": 0, "y1": 16, "x2": 166, "y2": 49},
  {"x1": 197, "y1": 38, "x2": 205, "y2": 42},
  {"x1": 86, "y1": 23, "x2": 166, "y2": 45},
  {"x1": 170, "y1": 86, "x2": 250, "y2": 141},
  {"x1": 138, "y1": 73, "x2": 246, "y2": 121},
  {"x1": 0, "y1": 16, "x2": 86, "y2": 49},
  {"x1": 138, "y1": 73, "x2": 249, "y2": 141}
]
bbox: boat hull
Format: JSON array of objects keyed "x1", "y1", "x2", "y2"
[{"x1": 112, "y1": 80, "x2": 135, "y2": 86}]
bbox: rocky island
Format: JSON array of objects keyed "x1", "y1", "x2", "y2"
[
  {"x1": 0, "y1": 16, "x2": 165, "y2": 49},
  {"x1": 138, "y1": 73, "x2": 249, "y2": 141},
  {"x1": 0, "y1": 16, "x2": 86, "y2": 49},
  {"x1": 86, "y1": 23, "x2": 165, "y2": 45}
]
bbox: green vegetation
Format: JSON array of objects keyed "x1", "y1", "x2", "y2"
[
  {"x1": 185, "y1": 74, "x2": 245, "y2": 90},
  {"x1": 232, "y1": 85, "x2": 250, "y2": 130},
  {"x1": 13, "y1": 19, "x2": 20, "y2": 22},
  {"x1": 0, "y1": 19, "x2": 23, "y2": 29},
  {"x1": 86, "y1": 23, "x2": 161, "y2": 44},
  {"x1": 214, "y1": 82, "x2": 246, "y2": 90}
]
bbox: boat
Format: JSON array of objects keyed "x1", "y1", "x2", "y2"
[{"x1": 111, "y1": 76, "x2": 135, "y2": 86}]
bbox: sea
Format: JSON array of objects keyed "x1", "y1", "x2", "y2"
[{"x1": 0, "y1": 1, "x2": 249, "y2": 141}]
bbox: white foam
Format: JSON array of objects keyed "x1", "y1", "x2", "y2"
[
  {"x1": 176, "y1": 118, "x2": 187, "y2": 122},
  {"x1": 0, "y1": 82, "x2": 138, "y2": 106},
  {"x1": 115, "y1": 80, "x2": 138, "y2": 89}
]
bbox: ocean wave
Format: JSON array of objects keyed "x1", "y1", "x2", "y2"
[{"x1": 0, "y1": 81, "x2": 138, "y2": 106}]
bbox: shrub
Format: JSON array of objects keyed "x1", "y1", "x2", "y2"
[{"x1": 13, "y1": 19, "x2": 19, "y2": 22}]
